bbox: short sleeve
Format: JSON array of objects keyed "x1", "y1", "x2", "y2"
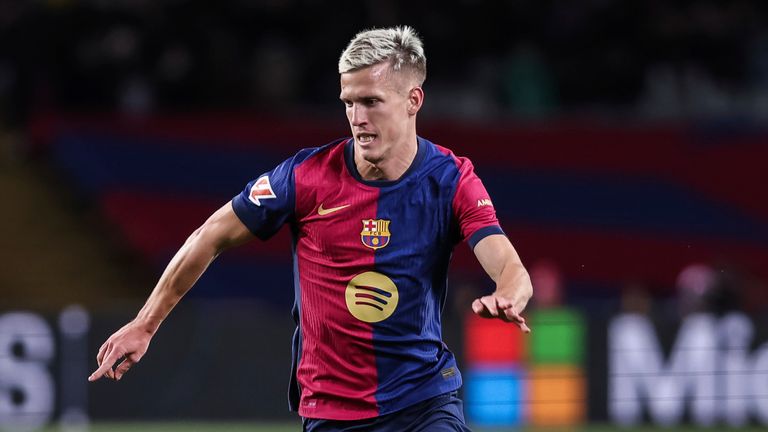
[
  {"x1": 452, "y1": 157, "x2": 505, "y2": 249},
  {"x1": 232, "y1": 151, "x2": 307, "y2": 240}
]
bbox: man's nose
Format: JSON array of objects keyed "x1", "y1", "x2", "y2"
[{"x1": 350, "y1": 105, "x2": 367, "y2": 126}]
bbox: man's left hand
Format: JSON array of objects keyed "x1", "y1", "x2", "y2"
[{"x1": 472, "y1": 293, "x2": 531, "y2": 333}]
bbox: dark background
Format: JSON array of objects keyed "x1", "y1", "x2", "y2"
[{"x1": 1, "y1": 0, "x2": 767, "y2": 427}]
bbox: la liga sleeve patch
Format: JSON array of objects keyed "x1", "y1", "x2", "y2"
[
  {"x1": 248, "y1": 175, "x2": 277, "y2": 206},
  {"x1": 232, "y1": 155, "x2": 300, "y2": 240}
]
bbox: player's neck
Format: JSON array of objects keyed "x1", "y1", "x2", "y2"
[{"x1": 356, "y1": 138, "x2": 418, "y2": 181}]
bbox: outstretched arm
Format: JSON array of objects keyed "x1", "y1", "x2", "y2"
[
  {"x1": 471, "y1": 234, "x2": 533, "y2": 332},
  {"x1": 88, "y1": 202, "x2": 254, "y2": 381}
]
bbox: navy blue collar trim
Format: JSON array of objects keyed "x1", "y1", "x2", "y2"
[{"x1": 344, "y1": 137, "x2": 427, "y2": 188}]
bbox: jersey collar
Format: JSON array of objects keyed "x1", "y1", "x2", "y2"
[{"x1": 344, "y1": 136, "x2": 427, "y2": 188}]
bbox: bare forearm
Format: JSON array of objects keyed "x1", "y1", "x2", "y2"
[
  {"x1": 476, "y1": 235, "x2": 532, "y2": 299},
  {"x1": 494, "y1": 257, "x2": 532, "y2": 301},
  {"x1": 473, "y1": 234, "x2": 533, "y2": 331},
  {"x1": 133, "y1": 229, "x2": 220, "y2": 333},
  {"x1": 131, "y1": 204, "x2": 252, "y2": 333},
  {"x1": 89, "y1": 203, "x2": 253, "y2": 382}
]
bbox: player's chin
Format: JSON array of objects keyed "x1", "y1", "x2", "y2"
[{"x1": 359, "y1": 149, "x2": 385, "y2": 165}]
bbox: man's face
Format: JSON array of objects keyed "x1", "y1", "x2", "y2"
[{"x1": 339, "y1": 62, "x2": 418, "y2": 164}]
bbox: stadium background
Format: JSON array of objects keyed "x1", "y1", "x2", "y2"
[{"x1": 1, "y1": 1, "x2": 768, "y2": 431}]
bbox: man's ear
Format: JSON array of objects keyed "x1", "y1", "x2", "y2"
[{"x1": 407, "y1": 86, "x2": 424, "y2": 115}]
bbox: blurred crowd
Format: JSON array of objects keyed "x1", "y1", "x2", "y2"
[
  {"x1": 449, "y1": 256, "x2": 768, "y2": 327},
  {"x1": 619, "y1": 261, "x2": 768, "y2": 320},
  {"x1": 2, "y1": 0, "x2": 768, "y2": 128}
]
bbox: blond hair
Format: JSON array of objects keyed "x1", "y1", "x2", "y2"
[{"x1": 338, "y1": 26, "x2": 426, "y2": 85}]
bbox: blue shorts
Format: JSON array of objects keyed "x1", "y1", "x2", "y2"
[{"x1": 302, "y1": 391, "x2": 472, "y2": 432}]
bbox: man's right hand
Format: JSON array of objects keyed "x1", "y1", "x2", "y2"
[
  {"x1": 87, "y1": 203, "x2": 253, "y2": 383},
  {"x1": 88, "y1": 320, "x2": 154, "y2": 382}
]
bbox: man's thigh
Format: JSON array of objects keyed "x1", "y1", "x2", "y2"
[
  {"x1": 409, "y1": 391, "x2": 471, "y2": 432},
  {"x1": 303, "y1": 392, "x2": 472, "y2": 432}
]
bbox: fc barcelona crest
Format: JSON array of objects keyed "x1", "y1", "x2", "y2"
[{"x1": 361, "y1": 219, "x2": 391, "y2": 250}]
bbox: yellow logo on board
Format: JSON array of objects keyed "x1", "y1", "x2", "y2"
[{"x1": 345, "y1": 271, "x2": 399, "y2": 323}]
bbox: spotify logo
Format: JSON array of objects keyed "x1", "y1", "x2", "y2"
[{"x1": 345, "y1": 271, "x2": 399, "y2": 323}]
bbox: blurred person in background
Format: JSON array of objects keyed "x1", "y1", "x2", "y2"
[
  {"x1": 88, "y1": 26, "x2": 533, "y2": 432},
  {"x1": 527, "y1": 258, "x2": 563, "y2": 309},
  {"x1": 675, "y1": 262, "x2": 717, "y2": 316}
]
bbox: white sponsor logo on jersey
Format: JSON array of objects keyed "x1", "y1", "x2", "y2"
[{"x1": 477, "y1": 198, "x2": 493, "y2": 207}]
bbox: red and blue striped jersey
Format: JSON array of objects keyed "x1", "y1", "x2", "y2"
[{"x1": 232, "y1": 137, "x2": 503, "y2": 420}]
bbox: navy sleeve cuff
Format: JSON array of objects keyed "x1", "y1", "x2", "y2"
[
  {"x1": 231, "y1": 196, "x2": 264, "y2": 239},
  {"x1": 467, "y1": 225, "x2": 505, "y2": 249}
]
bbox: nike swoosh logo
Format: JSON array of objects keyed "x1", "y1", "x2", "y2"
[{"x1": 317, "y1": 203, "x2": 351, "y2": 216}]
